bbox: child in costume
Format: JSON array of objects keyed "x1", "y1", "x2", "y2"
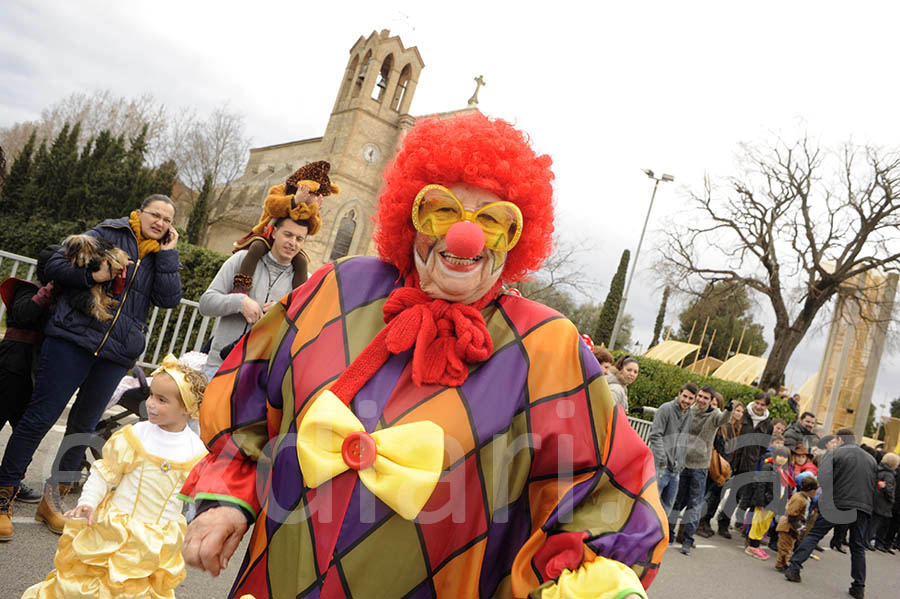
[
  {"x1": 774, "y1": 475, "x2": 819, "y2": 571},
  {"x1": 22, "y1": 354, "x2": 207, "y2": 599},
  {"x1": 231, "y1": 160, "x2": 339, "y2": 293},
  {"x1": 745, "y1": 446, "x2": 792, "y2": 560}
]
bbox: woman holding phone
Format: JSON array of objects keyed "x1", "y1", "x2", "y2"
[{"x1": 0, "y1": 194, "x2": 182, "y2": 541}]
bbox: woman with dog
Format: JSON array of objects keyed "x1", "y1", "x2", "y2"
[{"x1": 0, "y1": 194, "x2": 182, "y2": 541}]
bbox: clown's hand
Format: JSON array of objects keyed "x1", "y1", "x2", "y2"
[{"x1": 534, "y1": 556, "x2": 647, "y2": 599}]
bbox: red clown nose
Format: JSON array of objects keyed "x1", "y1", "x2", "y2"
[{"x1": 444, "y1": 221, "x2": 485, "y2": 259}]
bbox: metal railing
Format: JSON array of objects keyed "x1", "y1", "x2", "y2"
[
  {"x1": 0, "y1": 249, "x2": 214, "y2": 370},
  {"x1": 627, "y1": 416, "x2": 653, "y2": 443}
]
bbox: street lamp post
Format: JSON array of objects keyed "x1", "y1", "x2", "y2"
[{"x1": 608, "y1": 169, "x2": 674, "y2": 351}]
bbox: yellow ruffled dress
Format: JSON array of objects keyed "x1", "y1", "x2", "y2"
[{"x1": 23, "y1": 423, "x2": 206, "y2": 599}]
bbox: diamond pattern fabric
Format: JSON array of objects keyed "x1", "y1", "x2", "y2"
[{"x1": 181, "y1": 257, "x2": 667, "y2": 598}]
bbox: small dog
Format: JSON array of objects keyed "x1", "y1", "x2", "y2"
[{"x1": 61, "y1": 234, "x2": 131, "y2": 322}]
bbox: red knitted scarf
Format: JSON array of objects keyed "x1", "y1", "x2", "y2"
[{"x1": 330, "y1": 274, "x2": 499, "y2": 404}]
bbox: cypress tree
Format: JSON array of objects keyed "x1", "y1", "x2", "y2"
[
  {"x1": 594, "y1": 249, "x2": 630, "y2": 347},
  {"x1": 22, "y1": 139, "x2": 50, "y2": 217},
  {"x1": 650, "y1": 287, "x2": 670, "y2": 348},
  {"x1": 0, "y1": 131, "x2": 37, "y2": 210},
  {"x1": 186, "y1": 172, "x2": 212, "y2": 245}
]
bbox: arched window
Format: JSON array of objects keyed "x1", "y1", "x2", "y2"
[
  {"x1": 353, "y1": 51, "x2": 372, "y2": 98},
  {"x1": 329, "y1": 210, "x2": 357, "y2": 260},
  {"x1": 391, "y1": 64, "x2": 411, "y2": 112},
  {"x1": 372, "y1": 54, "x2": 394, "y2": 101},
  {"x1": 339, "y1": 55, "x2": 359, "y2": 104}
]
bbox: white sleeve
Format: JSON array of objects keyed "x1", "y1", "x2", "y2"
[{"x1": 77, "y1": 466, "x2": 111, "y2": 509}]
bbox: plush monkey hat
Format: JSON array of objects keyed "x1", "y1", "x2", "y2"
[{"x1": 251, "y1": 161, "x2": 340, "y2": 238}]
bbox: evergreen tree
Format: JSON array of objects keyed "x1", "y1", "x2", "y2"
[
  {"x1": 187, "y1": 172, "x2": 213, "y2": 244},
  {"x1": 594, "y1": 249, "x2": 630, "y2": 347},
  {"x1": 890, "y1": 397, "x2": 900, "y2": 419},
  {"x1": 650, "y1": 287, "x2": 671, "y2": 348},
  {"x1": 677, "y1": 280, "x2": 768, "y2": 360},
  {"x1": 45, "y1": 122, "x2": 81, "y2": 218},
  {"x1": 149, "y1": 159, "x2": 178, "y2": 197},
  {"x1": 0, "y1": 131, "x2": 37, "y2": 210},
  {"x1": 22, "y1": 139, "x2": 50, "y2": 217}
]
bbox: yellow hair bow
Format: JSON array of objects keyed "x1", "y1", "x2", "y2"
[
  {"x1": 151, "y1": 354, "x2": 200, "y2": 419},
  {"x1": 296, "y1": 390, "x2": 444, "y2": 520}
]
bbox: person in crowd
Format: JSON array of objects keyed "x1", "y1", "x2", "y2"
[
  {"x1": 744, "y1": 446, "x2": 791, "y2": 560},
  {"x1": 771, "y1": 418, "x2": 787, "y2": 438},
  {"x1": 671, "y1": 385, "x2": 732, "y2": 554},
  {"x1": 717, "y1": 392, "x2": 774, "y2": 539},
  {"x1": 592, "y1": 344, "x2": 614, "y2": 376},
  {"x1": 784, "y1": 411, "x2": 818, "y2": 450},
  {"x1": 606, "y1": 354, "x2": 639, "y2": 412},
  {"x1": 785, "y1": 429, "x2": 877, "y2": 599},
  {"x1": 792, "y1": 445, "x2": 817, "y2": 476},
  {"x1": 650, "y1": 383, "x2": 697, "y2": 528},
  {"x1": 885, "y1": 457, "x2": 900, "y2": 552},
  {"x1": 0, "y1": 246, "x2": 58, "y2": 504},
  {"x1": 787, "y1": 393, "x2": 801, "y2": 414},
  {"x1": 697, "y1": 398, "x2": 744, "y2": 538},
  {"x1": 22, "y1": 354, "x2": 207, "y2": 598},
  {"x1": 0, "y1": 195, "x2": 182, "y2": 541},
  {"x1": 775, "y1": 475, "x2": 819, "y2": 572},
  {"x1": 869, "y1": 452, "x2": 898, "y2": 552},
  {"x1": 199, "y1": 207, "x2": 313, "y2": 381},
  {"x1": 179, "y1": 114, "x2": 663, "y2": 599}
]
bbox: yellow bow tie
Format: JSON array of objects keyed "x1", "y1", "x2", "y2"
[{"x1": 296, "y1": 390, "x2": 445, "y2": 520}]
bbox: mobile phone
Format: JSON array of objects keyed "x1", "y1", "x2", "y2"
[{"x1": 160, "y1": 228, "x2": 172, "y2": 245}]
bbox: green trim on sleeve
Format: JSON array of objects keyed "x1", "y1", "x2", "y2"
[
  {"x1": 613, "y1": 589, "x2": 647, "y2": 599},
  {"x1": 192, "y1": 492, "x2": 258, "y2": 519}
]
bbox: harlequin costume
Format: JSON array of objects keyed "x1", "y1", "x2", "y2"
[
  {"x1": 181, "y1": 113, "x2": 668, "y2": 599},
  {"x1": 231, "y1": 161, "x2": 339, "y2": 293},
  {"x1": 23, "y1": 355, "x2": 207, "y2": 599}
]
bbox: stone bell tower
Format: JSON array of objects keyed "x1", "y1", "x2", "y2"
[{"x1": 309, "y1": 30, "x2": 425, "y2": 264}]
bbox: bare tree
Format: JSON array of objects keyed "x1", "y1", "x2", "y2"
[
  {"x1": 657, "y1": 135, "x2": 900, "y2": 388},
  {"x1": 169, "y1": 104, "x2": 251, "y2": 240},
  {"x1": 514, "y1": 235, "x2": 602, "y2": 302},
  {"x1": 0, "y1": 90, "x2": 169, "y2": 164}
]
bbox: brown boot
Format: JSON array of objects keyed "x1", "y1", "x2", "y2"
[
  {"x1": 35, "y1": 482, "x2": 70, "y2": 535},
  {"x1": 0, "y1": 485, "x2": 17, "y2": 541}
]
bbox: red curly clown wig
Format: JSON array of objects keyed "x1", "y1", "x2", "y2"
[{"x1": 375, "y1": 112, "x2": 555, "y2": 283}]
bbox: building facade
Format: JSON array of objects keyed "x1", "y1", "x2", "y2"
[{"x1": 203, "y1": 30, "x2": 476, "y2": 270}]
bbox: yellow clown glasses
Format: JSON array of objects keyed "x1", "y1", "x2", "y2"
[{"x1": 411, "y1": 184, "x2": 523, "y2": 252}]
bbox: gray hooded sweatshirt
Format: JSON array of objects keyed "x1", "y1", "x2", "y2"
[
  {"x1": 649, "y1": 398, "x2": 694, "y2": 472},
  {"x1": 684, "y1": 404, "x2": 733, "y2": 469}
]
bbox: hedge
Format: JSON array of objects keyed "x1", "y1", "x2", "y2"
[{"x1": 617, "y1": 353, "x2": 796, "y2": 424}]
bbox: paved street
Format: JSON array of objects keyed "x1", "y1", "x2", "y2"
[{"x1": 2, "y1": 410, "x2": 897, "y2": 598}]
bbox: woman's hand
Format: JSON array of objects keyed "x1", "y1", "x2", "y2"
[
  {"x1": 160, "y1": 226, "x2": 179, "y2": 251},
  {"x1": 64, "y1": 504, "x2": 95, "y2": 525}
]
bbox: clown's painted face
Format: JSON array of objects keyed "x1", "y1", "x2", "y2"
[{"x1": 414, "y1": 183, "x2": 507, "y2": 305}]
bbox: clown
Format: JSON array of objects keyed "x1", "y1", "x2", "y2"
[{"x1": 181, "y1": 113, "x2": 667, "y2": 599}]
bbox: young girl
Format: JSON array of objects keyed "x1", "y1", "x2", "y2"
[
  {"x1": 22, "y1": 354, "x2": 207, "y2": 599},
  {"x1": 745, "y1": 446, "x2": 791, "y2": 560}
]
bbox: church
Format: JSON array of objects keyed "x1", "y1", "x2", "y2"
[{"x1": 203, "y1": 29, "x2": 479, "y2": 269}]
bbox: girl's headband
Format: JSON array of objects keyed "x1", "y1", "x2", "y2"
[{"x1": 151, "y1": 354, "x2": 200, "y2": 419}]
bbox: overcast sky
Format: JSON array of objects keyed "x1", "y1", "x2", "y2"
[{"x1": 2, "y1": 0, "x2": 898, "y2": 420}]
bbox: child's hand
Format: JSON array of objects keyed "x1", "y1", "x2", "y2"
[{"x1": 64, "y1": 504, "x2": 95, "y2": 525}]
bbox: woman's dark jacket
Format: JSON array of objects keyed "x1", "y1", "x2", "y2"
[
  {"x1": 874, "y1": 463, "x2": 896, "y2": 518},
  {"x1": 43, "y1": 217, "x2": 182, "y2": 367}
]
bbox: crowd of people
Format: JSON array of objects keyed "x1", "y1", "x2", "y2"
[{"x1": 647, "y1": 381, "x2": 898, "y2": 599}]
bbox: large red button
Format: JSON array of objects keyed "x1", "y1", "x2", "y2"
[{"x1": 342, "y1": 431, "x2": 377, "y2": 470}]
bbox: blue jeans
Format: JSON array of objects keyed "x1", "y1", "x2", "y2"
[
  {"x1": 0, "y1": 336, "x2": 129, "y2": 487},
  {"x1": 657, "y1": 466, "x2": 681, "y2": 529},
  {"x1": 789, "y1": 511, "x2": 869, "y2": 592},
  {"x1": 672, "y1": 468, "x2": 708, "y2": 547}
]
